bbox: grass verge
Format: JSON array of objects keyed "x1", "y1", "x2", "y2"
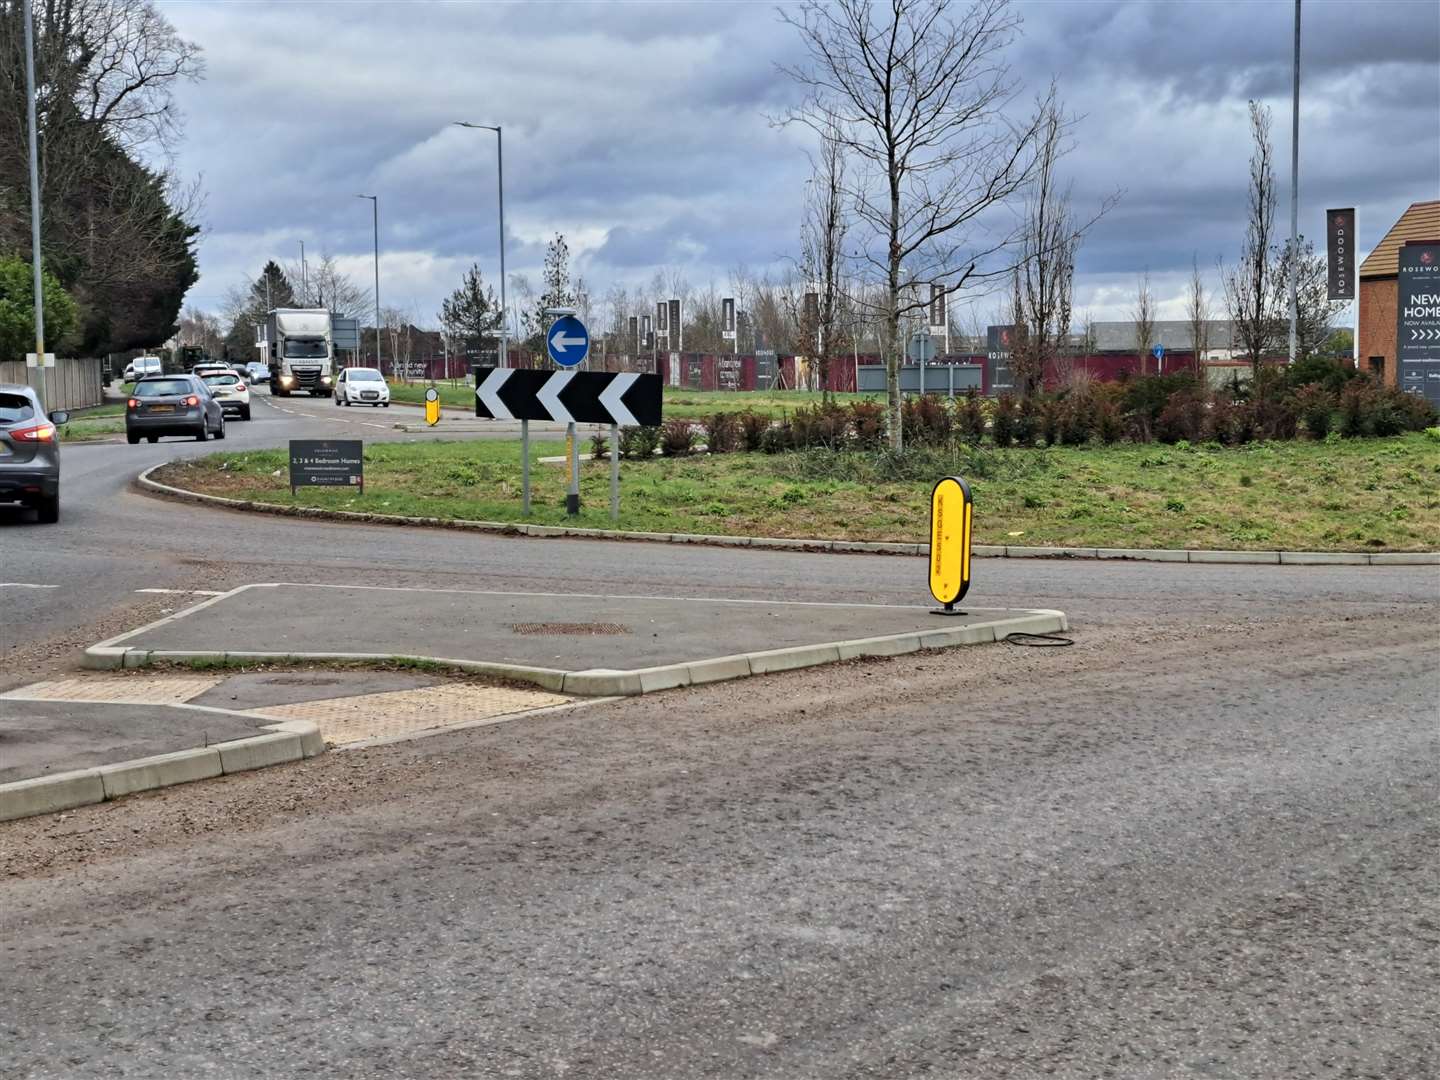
[{"x1": 151, "y1": 434, "x2": 1440, "y2": 552}]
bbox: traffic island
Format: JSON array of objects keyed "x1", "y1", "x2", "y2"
[
  {"x1": 0, "y1": 695, "x2": 323, "y2": 822},
  {"x1": 82, "y1": 583, "x2": 1069, "y2": 696}
]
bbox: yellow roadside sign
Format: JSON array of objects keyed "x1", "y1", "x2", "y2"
[
  {"x1": 929, "y1": 476, "x2": 972, "y2": 612},
  {"x1": 424, "y1": 386, "x2": 440, "y2": 426}
]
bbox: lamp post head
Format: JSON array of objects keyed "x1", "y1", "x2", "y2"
[
  {"x1": 356, "y1": 193, "x2": 376, "y2": 200},
  {"x1": 453, "y1": 121, "x2": 500, "y2": 132}
]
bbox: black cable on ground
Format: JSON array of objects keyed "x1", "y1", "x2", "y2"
[{"x1": 1003, "y1": 632, "x2": 1075, "y2": 647}]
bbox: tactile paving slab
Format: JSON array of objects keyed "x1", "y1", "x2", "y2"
[{"x1": 242, "y1": 682, "x2": 571, "y2": 745}]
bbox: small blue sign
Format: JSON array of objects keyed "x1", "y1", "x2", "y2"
[
  {"x1": 1152, "y1": 344, "x2": 1166, "y2": 361},
  {"x1": 547, "y1": 315, "x2": 589, "y2": 368}
]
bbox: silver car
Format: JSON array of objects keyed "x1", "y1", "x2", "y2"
[
  {"x1": 0, "y1": 383, "x2": 69, "y2": 524},
  {"x1": 126, "y1": 374, "x2": 226, "y2": 443}
]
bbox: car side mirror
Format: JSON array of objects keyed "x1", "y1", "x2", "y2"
[{"x1": 48, "y1": 410, "x2": 70, "y2": 425}]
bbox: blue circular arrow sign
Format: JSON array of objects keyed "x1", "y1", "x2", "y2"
[{"x1": 547, "y1": 315, "x2": 589, "y2": 368}]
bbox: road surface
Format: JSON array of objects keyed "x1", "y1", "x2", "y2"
[{"x1": 1, "y1": 387, "x2": 1436, "y2": 1078}]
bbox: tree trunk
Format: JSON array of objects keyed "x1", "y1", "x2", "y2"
[{"x1": 887, "y1": 170, "x2": 903, "y2": 453}]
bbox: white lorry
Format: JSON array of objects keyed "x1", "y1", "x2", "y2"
[{"x1": 257, "y1": 308, "x2": 335, "y2": 397}]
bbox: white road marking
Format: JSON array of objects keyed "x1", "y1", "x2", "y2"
[
  {"x1": 0, "y1": 582, "x2": 58, "y2": 589},
  {"x1": 135, "y1": 588, "x2": 225, "y2": 596}
]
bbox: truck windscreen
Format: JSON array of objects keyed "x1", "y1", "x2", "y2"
[{"x1": 284, "y1": 338, "x2": 327, "y2": 359}]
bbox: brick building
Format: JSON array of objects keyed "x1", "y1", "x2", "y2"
[{"x1": 1357, "y1": 200, "x2": 1440, "y2": 385}]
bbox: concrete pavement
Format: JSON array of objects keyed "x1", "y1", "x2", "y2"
[{"x1": 83, "y1": 582, "x2": 1068, "y2": 694}]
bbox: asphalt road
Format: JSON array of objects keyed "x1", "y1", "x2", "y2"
[{"x1": 0, "y1": 385, "x2": 1437, "y2": 1077}]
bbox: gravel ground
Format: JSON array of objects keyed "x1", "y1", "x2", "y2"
[{"x1": 2, "y1": 604, "x2": 1435, "y2": 1079}]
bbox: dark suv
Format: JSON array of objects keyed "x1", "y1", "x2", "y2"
[
  {"x1": 0, "y1": 383, "x2": 69, "y2": 524},
  {"x1": 126, "y1": 374, "x2": 226, "y2": 443}
]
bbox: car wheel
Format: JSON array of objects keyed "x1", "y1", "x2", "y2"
[
  {"x1": 196, "y1": 423, "x2": 209, "y2": 442},
  {"x1": 147, "y1": 436, "x2": 159, "y2": 444},
  {"x1": 240, "y1": 406, "x2": 251, "y2": 420},
  {"x1": 127, "y1": 433, "x2": 140, "y2": 445},
  {"x1": 382, "y1": 402, "x2": 390, "y2": 408},
  {"x1": 215, "y1": 418, "x2": 226, "y2": 440},
  {"x1": 35, "y1": 493, "x2": 59, "y2": 524}
]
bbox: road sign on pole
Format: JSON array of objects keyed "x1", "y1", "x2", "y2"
[
  {"x1": 424, "y1": 386, "x2": 440, "y2": 426},
  {"x1": 474, "y1": 367, "x2": 662, "y2": 426},
  {"x1": 547, "y1": 315, "x2": 589, "y2": 368},
  {"x1": 929, "y1": 476, "x2": 973, "y2": 615},
  {"x1": 907, "y1": 333, "x2": 935, "y2": 364}
]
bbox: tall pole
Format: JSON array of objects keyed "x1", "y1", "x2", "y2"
[
  {"x1": 1288, "y1": 0, "x2": 1300, "y2": 365},
  {"x1": 496, "y1": 126, "x2": 508, "y2": 370},
  {"x1": 300, "y1": 240, "x2": 308, "y2": 303},
  {"x1": 22, "y1": 0, "x2": 45, "y2": 397},
  {"x1": 357, "y1": 195, "x2": 381, "y2": 371},
  {"x1": 454, "y1": 123, "x2": 508, "y2": 370}
]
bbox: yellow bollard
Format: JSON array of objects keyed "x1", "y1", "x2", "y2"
[{"x1": 424, "y1": 386, "x2": 440, "y2": 426}]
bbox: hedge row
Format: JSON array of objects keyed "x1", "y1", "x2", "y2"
[{"x1": 604, "y1": 366, "x2": 1437, "y2": 456}]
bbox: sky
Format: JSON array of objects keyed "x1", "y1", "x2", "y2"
[{"x1": 159, "y1": 0, "x2": 1440, "y2": 331}]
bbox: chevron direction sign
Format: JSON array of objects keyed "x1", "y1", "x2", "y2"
[{"x1": 473, "y1": 367, "x2": 663, "y2": 426}]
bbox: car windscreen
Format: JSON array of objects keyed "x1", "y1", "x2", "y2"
[
  {"x1": 284, "y1": 338, "x2": 327, "y2": 358},
  {"x1": 349, "y1": 370, "x2": 384, "y2": 381},
  {"x1": 0, "y1": 392, "x2": 37, "y2": 424},
  {"x1": 135, "y1": 379, "x2": 195, "y2": 397},
  {"x1": 202, "y1": 374, "x2": 241, "y2": 386}
]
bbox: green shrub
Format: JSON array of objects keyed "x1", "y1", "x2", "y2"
[
  {"x1": 1339, "y1": 381, "x2": 1373, "y2": 437},
  {"x1": 1292, "y1": 383, "x2": 1336, "y2": 438},
  {"x1": 760, "y1": 423, "x2": 792, "y2": 454},
  {"x1": 901, "y1": 395, "x2": 951, "y2": 446},
  {"x1": 737, "y1": 410, "x2": 770, "y2": 452},
  {"x1": 847, "y1": 400, "x2": 886, "y2": 450},
  {"x1": 619, "y1": 425, "x2": 661, "y2": 459},
  {"x1": 1015, "y1": 394, "x2": 1039, "y2": 447},
  {"x1": 1156, "y1": 387, "x2": 1208, "y2": 444},
  {"x1": 1287, "y1": 354, "x2": 1356, "y2": 394},
  {"x1": 660, "y1": 418, "x2": 697, "y2": 456},
  {"x1": 588, "y1": 432, "x2": 609, "y2": 460},
  {"x1": 1039, "y1": 396, "x2": 1062, "y2": 446},
  {"x1": 991, "y1": 393, "x2": 1017, "y2": 448},
  {"x1": 702, "y1": 412, "x2": 739, "y2": 454},
  {"x1": 959, "y1": 390, "x2": 986, "y2": 446}
]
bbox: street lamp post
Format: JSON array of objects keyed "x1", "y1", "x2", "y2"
[
  {"x1": 356, "y1": 195, "x2": 382, "y2": 373},
  {"x1": 21, "y1": 0, "x2": 45, "y2": 398},
  {"x1": 453, "y1": 122, "x2": 507, "y2": 371}
]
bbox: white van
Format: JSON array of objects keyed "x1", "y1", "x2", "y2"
[{"x1": 123, "y1": 356, "x2": 163, "y2": 381}]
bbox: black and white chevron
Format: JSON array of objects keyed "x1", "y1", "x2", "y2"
[{"x1": 473, "y1": 367, "x2": 663, "y2": 426}]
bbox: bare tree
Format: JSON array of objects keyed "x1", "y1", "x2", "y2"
[
  {"x1": 1277, "y1": 237, "x2": 1348, "y2": 362},
  {"x1": 798, "y1": 121, "x2": 850, "y2": 396},
  {"x1": 1016, "y1": 94, "x2": 1079, "y2": 395},
  {"x1": 1185, "y1": 255, "x2": 1211, "y2": 373},
  {"x1": 1223, "y1": 101, "x2": 1282, "y2": 370},
  {"x1": 1132, "y1": 270, "x2": 1155, "y2": 375},
  {"x1": 780, "y1": 0, "x2": 1054, "y2": 449}
]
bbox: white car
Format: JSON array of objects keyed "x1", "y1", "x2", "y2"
[
  {"x1": 333, "y1": 367, "x2": 390, "y2": 407},
  {"x1": 199, "y1": 369, "x2": 252, "y2": 420},
  {"x1": 123, "y1": 356, "x2": 163, "y2": 382},
  {"x1": 245, "y1": 361, "x2": 270, "y2": 384}
]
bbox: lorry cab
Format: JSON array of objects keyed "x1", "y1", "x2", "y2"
[{"x1": 259, "y1": 309, "x2": 336, "y2": 396}]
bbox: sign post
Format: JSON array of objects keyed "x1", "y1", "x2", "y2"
[
  {"x1": 609, "y1": 423, "x2": 620, "y2": 521},
  {"x1": 546, "y1": 310, "x2": 589, "y2": 515},
  {"x1": 1397, "y1": 241, "x2": 1440, "y2": 407},
  {"x1": 475, "y1": 365, "x2": 662, "y2": 521},
  {"x1": 1152, "y1": 343, "x2": 1165, "y2": 373},
  {"x1": 928, "y1": 476, "x2": 972, "y2": 615},
  {"x1": 289, "y1": 439, "x2": 363, "y2": 495},
  {"x1": 1325, "y1": 208, "x2": 1355, "y2": 301}
]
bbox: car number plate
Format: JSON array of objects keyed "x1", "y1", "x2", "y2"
[{"x1": 149, "y1": 404, "x2": 176, "y2": 413}]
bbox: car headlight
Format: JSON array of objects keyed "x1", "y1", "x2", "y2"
[
  {"x1": 321, "y1": 376, "x2": 332, "y2": 385},
  {"x1": 281, "y1": 375, "x2": 295, "y2": 385}
]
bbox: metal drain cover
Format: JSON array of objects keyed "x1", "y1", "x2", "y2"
[{"x1": 511, "y1": 622, "x2": 631, "y2": 636}]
